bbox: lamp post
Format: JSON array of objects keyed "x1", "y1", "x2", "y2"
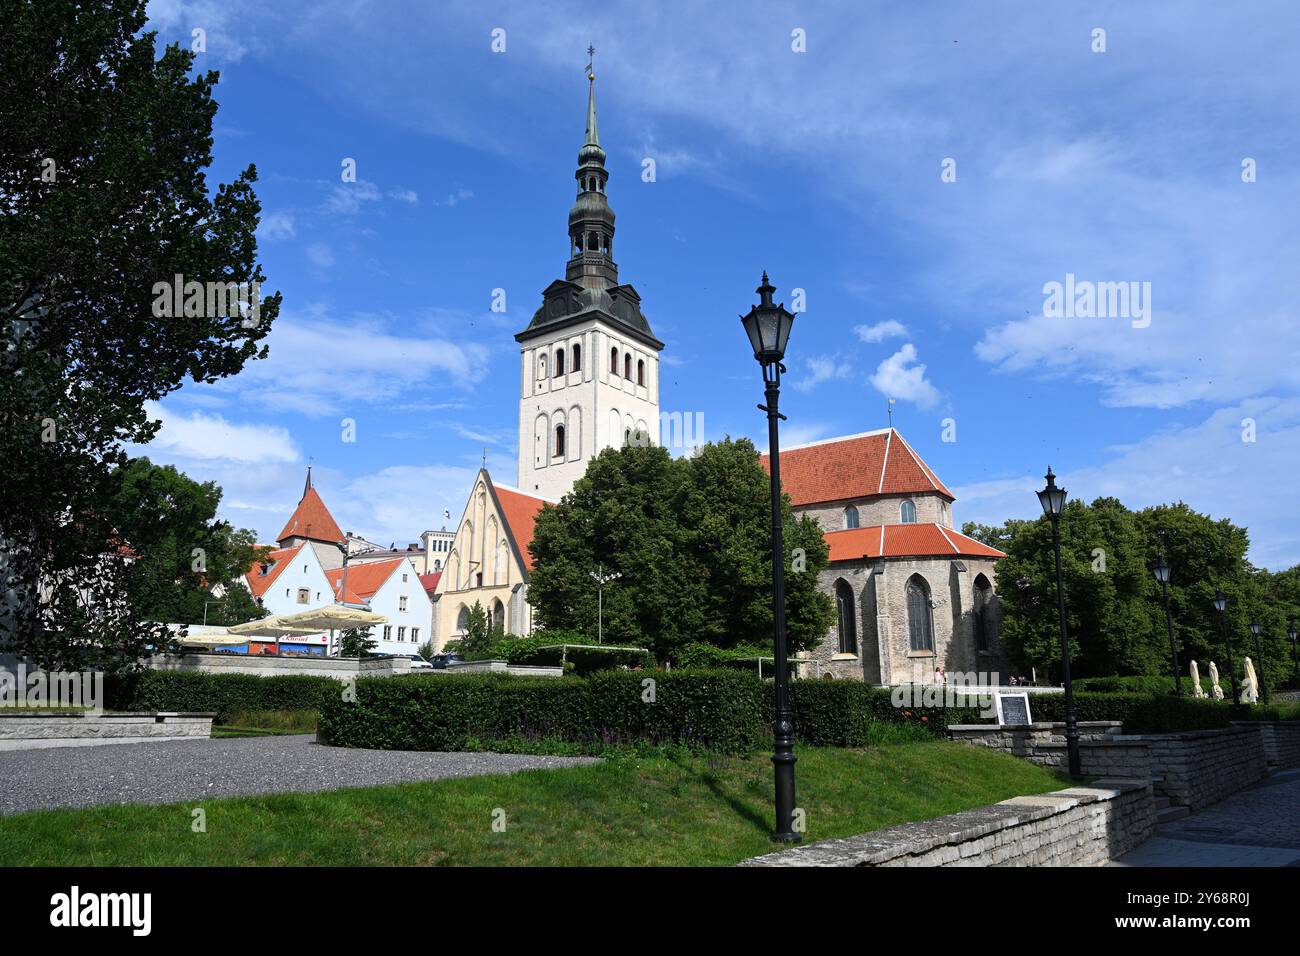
[
  {"x1": 1151, "y1": 553, "x2": 1182, "y2": 696},
  {"x1": 1288, "y1": 622, "x2": 1298, "y2": 685},
  {"x1": 1037, "y1": 467, "x2": 1080, "y2": 777},
  {"x1": 1212, "y1": 588, "x2": 1238, "y2": 703},
  {"x1": 1249, "y1": 620, "x2": 1269, "y2": 704},
  {"x1": 589, "y1": 565, "x2": 621, "y2": 644},
  {"x1": 741, "y1": 271, "x2": 799, "y2": 843}
]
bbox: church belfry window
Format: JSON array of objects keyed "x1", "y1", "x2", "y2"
[
  {"x1": 555, "y1": 424, "x2": 566, "y2": 457},
  {"x1": 610, "y1": 347, "x2": 618, "y2": 373},
  {"x1": 637, "y1": 359, "x2": 645, "y2": 386},
  {"x1": 555, "y1": 348, "x2": 565, "y2": 376},
  {"x1": 624, "y1": 353, "x2": 632, "y2": 379},
  {"x1": 572, "y1": 343, "x2": 581, "y2": 371}
]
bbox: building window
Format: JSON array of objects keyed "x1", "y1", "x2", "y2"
[
  {"x1": 297, "y1": 588, "x2": 309, "y2": 604},
  {"x1": 555, "y1": 348, "x2": 565, "y2": 376},
  {"x1": 383, "y1": 626, "x2": 392, "y2": 640},
  {"x1": 845, "y1": 505, "x2": 859, "y2": 529},
  {"x1": 940, "y1": 501, "x2": 949, "y2": 526},
  {"x1": 397, "y1": 626, "x2": 406, "y2": 641},
  {"x1": 555, "y1": 423, "x2": 566, "y2": 457},
  {"x1": 835, "y1": 580, "x2": 857, "y2": 655},
  {"x1": 624, "y1": 353, "x2": 632, "y2": 379},
  {"x1": 610, "y1": 347, "x2": 619, "y2": 373},
  {"x1": 974, "y1": 574, "x2": 994, "y2": 652},
  {"x1": 572, "y1": 343, "x2": 581, "y2": 371},
  {"x1": 900, "y1": 499, "x2": 918, "y2": 524},
  {"x1": 907, "y1": 576, "x2": 934, "y2": 652},
  {"x1": 399, "y1": 596, "x2": 408, "y2": 611},
  {"x1": 402, "y1": 573, "x2": 408, "y2": 583},
  {"x1": 455, "y1": 606, "x2": 469, "y2": 634},
  {"x1": 539, "y1": 353, "x2": 547, "y2": 379},
  {"x1": 637, "y1": 359, "x2": 645, "y2": 386}
]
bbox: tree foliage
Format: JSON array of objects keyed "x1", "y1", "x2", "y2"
[
  {"x1": 527, "y1": 438, "x2": 834, "y2": 663},
  {"x1": 964, "y1": 499, "x2": 1299, "y2": 689},
  {"x1": 0, "y1": 1, "x2": 279, "y2": 671}
]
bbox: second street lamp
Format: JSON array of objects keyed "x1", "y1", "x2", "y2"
[
  {"x1": 1249, "y1": 620, "x2": 1269, "y2": 704},
  {"x1": 1037, "y1": 467, "x2": 1080, "y2": 777},
  {"x1": 1151, "y1": 553, "x2": 1183, "y2": 696},
  {"x1": 740, "y1": 271, "x2": 799, "y2": 843},
  {"x1": 1212, "y1": 588, "x2": 1238, "y2": 703}
]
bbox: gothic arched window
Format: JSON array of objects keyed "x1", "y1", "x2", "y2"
[
  {"x1": 555, "y1": 348, "x2": 565, "y2": 376},
  {"x1": 555, "y1": 424, "x2": 566, "y2": 457},
  {"x1": 572, "y1": 343, "x2": 581, "y2": 371},
  {"x1": 456, "y1": 605, "x2": 470, "y2": 634},
  {"x1": 974, "y1": 574, "x2": 994, "y2": 652},
  {"x1": 835, "y1": 579, "x2": 857, "y2": 655},
  {"x1": 845, "y1": 505, "x2": 859, "y2": 529},
  {"x1": 907, "y1": 575, "x2": 934, "y2": 652},
  {"x1": 610, "y1": 347, "x2": 619, "y2": 373},
  {"x1": 900, "y1": 499, "x2": 918, "y2": 524},
  {"x1": 637, "y1": 359, "x2": 645, "y2": 386},
  {"x1": 624, "y1": 353, "x2": 632, "y2": 379}
]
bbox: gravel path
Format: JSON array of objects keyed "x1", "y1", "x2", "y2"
[{"x1": 0, "y1": 735, "x2": 597, "y2": 815}]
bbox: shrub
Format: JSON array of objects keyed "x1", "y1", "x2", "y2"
[
  {"x1": 318, "y1": 670, "x2": 768, "y2": 754},
  {"x1": 106, "y1": 670, "x2": 340, "y2": 722},
  {"x1": 1074, "y1": 675, "x2": 1212, "y2": 696},
  {"x1": 1025, "y1": 691, "x2": 1233, "y2": 733},
  {"x1": 675, "y1": 642, "x2": 772, "y2": 672},
  {"x1": 495, "y1": 634, "x2": 653, "y2": 674}
]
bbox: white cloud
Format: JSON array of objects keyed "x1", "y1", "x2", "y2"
[
  {"x1": 794, "y1": 355, "x2": 852, "y2": 392},
  {"x1": 141, "y1": 401, "x2": 299, "y2": 464},
  {"x1": 870, "y1": 344, "x2": 939, "y2": 409},
  {"x1": 258, "y1": 211, "x2": 296, "y2": 241},
  {"x1": 854, "y1": 320, "x2": 908, "y2": 344},
  {"x1": 339, "y1": 464, "x2": 482, "y2": 545},
  {"x1": 305, "y1": 242, "x2": 335, "y2": 269}
]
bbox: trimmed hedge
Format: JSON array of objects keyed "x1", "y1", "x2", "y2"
[
  {"x1": 1074, "y1": 675, "x2": 1212, "y2": 696},
  {"x1": 106, "y1": 670, "x2": 341, "y2": 722},
  {"x1": 319, "y1": 670, "x2": 768, "y2": 754}
]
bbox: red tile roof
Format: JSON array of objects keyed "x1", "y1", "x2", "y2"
[
  {"x1": 761, "y1": 428, "x2": 954, "y2": 506},
  {"x1": 493, "y1": 484, "x2": 549, "y2": 571},
  {"x1": 824, "y1": 524, "x2": 1005, "y2": 561},
  {"x1": 245, "y1": 545, "x2": 305, "y2": 599},
  {"x1": 276, "y1": 486, "x2": 344, "y2": 546},
  {"x1": 325, "y1": 557, "x2": 405, "y2": 605},
  {"x1": 418, "y1": 571, "x2": 442, "y2": 596}
]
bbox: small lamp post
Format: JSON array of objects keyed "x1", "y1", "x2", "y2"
[
  {"x1": 589, "y1": 565, "x2": 621, "y2": 644},
  {"x1": 741, "y1": 271, "x2": 800, "y2": 843},
  {"x1": 1288, "y1": 621, "x2": 1298, "y2": 685},
  {"x1": 1249, "y1": 620, "x2": 1269, "y2": 703},
  {"x1": 1037, "y1": 467, "x2": 1080, "y2": 777},
  {"x1": 1151, "y1": 553, "x2": 1182, "y2": 696},
  {"x1": 1212, "y1": 588, "x2": 1238, "y2": 703}
]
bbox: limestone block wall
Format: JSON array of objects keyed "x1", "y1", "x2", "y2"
[
  {"x1": 0, "y1": 712, "x2": 214, "y2": 751},
  {"x1": 149, "y1": 653, "x2": 411, "y2": 681},
  {"x1": 795, "y1": 492, "x2": 951, "y2": 532},
  {"x1": 741, "y1": 778, "x2": 1154, "y2": 867},
  {"x1": 1130, "y1": 726, "x2": 1268, "y2": 810},
  {"x1": 947, "y1": 722, "x2": 1149, "y2": 778},
  {"x1": 1233, "y1": 720, "x2": 1300, "y2": 769}
]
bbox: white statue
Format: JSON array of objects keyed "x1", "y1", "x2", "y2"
[
  {"x1": 1189, "y1": 659, "x2": 1206, "y2": 699},
  {"x1": 1240, "y1": 657, "x2": 1259, "y2": 705},
  {"x1": 1209, "y1": 660, "x2": 1224, "y2": 700}
]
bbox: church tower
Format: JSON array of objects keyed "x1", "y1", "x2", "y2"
[{"x1": 515, "y1": 53, "x2": 663, "y2": 500}]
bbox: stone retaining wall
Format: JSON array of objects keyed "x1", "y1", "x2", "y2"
[
  {"x1": 1132, "y1": 726, "x2": 1267, "y2": 810},
  {"x1": 148, "y1": 654, "x2": 564, "y2": 680},
  {"x1": 0, "y1": 712, "x2": 214, "y2": 750},
  {"x1": 1234, "y1": 721, "x2": 1300, "y2": 770},
  {"x1": 946, "y1": 722, "x2": 1150, "y2": 778},
  {"x1": 741, "y1": 778, "x2": 1153, "y2": 867}
]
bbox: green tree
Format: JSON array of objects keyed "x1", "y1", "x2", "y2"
[
  {"x1": 458, "y1": 601, "x2": 491, "y2": 659},
  {"x1": 528, "y1": 438, "x2": 833, "y2": 663},
  {"x1": 0, "y1": 1, "x2": 280, "y2": 672},
  {"x1": 338, "y1": 627, "x2": 378, "y2": 658}
]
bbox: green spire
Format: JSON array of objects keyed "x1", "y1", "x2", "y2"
[{"x1": 584, "y1": 46, "x2": 599, "y2": 147}]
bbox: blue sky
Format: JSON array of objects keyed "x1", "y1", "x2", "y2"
[{"x1": 139, "y1": 0, "x2": 1300, "y2": 568}]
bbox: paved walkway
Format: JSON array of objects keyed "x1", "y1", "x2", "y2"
[
  {"x1": 0, "y1": 735, "x2": 597, "y2": 815},
  {"x1": 1110, "y1": 767, "x2": 1300, "y2": 866}
]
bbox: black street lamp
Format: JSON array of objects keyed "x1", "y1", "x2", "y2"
[
  {"x1": 741, "y1": 271, "x2": 799, "y2": 843},
  {"x1": 1037, "y1": 467, "x2": 1080, "y2": 777},
  {"x1": 1151, "y1": 553, "x2": 1182, "y2": 696},
  {"x1": 1289, "y1": 621, "x2": 1299, "y2": 685},
  {"x1": 1248, "y1": 620, "x2": 1269, "y2": 704},
  {"x1": 1212, "y1": 588, "x2": 1238, "y2": 703}
]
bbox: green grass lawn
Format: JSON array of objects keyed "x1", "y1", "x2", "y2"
[
  {"x1": 212, "y1": 709, "x2": 319, "y2": 738},
  {"x1": 0, "y1": 741, "x2": 1068, "y2": 866}
]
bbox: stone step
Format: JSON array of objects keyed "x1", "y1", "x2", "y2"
[
  {"x1": 1156, "y1": 805, "x2": 1191, "y2": 824},
  {"x1": 1153, "y1": 795, "x2": 1171, "y2": 811}
]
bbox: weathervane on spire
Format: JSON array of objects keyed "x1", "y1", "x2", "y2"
[
  {"x1": 586, "y1": 44, "x2": 595, "y2": 80},
  {"x1": 887, "y1": 398, "x2": 896, "y2": 428}
]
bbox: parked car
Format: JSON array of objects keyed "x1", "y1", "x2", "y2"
[
  {"x1": 428, "y1": 653, "x2": 465, "y2": 670},
  {"x1": 408, "y1": 655, "x2": 436, "y2": 672}
]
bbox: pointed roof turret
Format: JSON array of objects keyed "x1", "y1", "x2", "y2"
[{"x1": 276, "y1": 475, "x2": 345, "y2": 547}]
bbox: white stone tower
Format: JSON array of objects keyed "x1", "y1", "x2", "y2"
[{"x1": 515, "y1": 51, "x2": 663, "y2": 500}]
